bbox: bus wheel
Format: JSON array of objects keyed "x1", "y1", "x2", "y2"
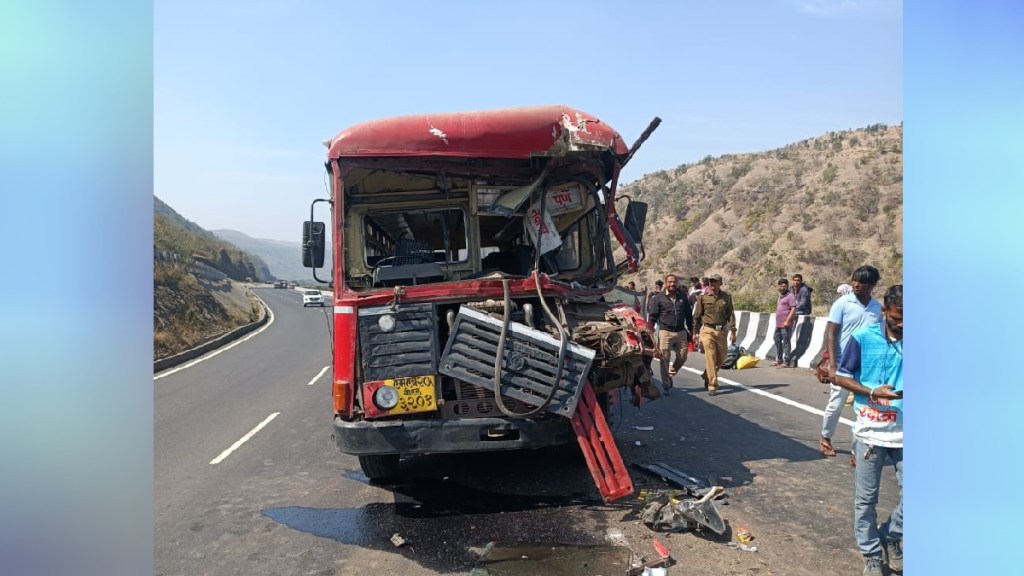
[{"x1": 358, "y1": 454, "x2": 400, "y2": 481}]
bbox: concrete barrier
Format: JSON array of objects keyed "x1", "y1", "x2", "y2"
[{"x1": 733, "y1": 311, "x2": 829, "y2": 369}]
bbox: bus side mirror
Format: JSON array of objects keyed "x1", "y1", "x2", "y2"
[
  {"x1": 623, "y1": 201, "x2": 648, "y2": 244},
  {"x1": 303, "y1": 221, "x2": 325, "y2": 268}
]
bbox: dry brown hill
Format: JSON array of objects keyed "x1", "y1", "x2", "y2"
[{"x1": 622, "y1": 123, "x2": 902, "y2": 315}]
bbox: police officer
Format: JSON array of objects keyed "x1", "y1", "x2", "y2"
[{"x1": 692, "y1": 274, "x2": 737, "y2": 396}]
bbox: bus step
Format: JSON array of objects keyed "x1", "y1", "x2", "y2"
[{"x1": 570, "y1": 383, "x2": 634, "y2": 503}]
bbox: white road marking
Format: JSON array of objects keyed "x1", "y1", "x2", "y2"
[
  {"x1": 676, "y1": 364, "x2": 855, "y2": 428},
  {"x1": 154, "y1": 295, "x2": 275, "y2": 380},
  {"x1": 210, "y1": 412, "x2": 280, "y2": 464},
  {"x1": 306, "y1": 365, "x2": 330, "y2": 386}
]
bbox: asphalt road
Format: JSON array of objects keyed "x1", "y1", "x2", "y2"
[{"x1": 155, "y1": 292, "x2": 900, "y2": 576}]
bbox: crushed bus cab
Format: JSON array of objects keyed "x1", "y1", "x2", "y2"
[{"x1": 303, "y1": 105, "x2": 661, "y2": 501}]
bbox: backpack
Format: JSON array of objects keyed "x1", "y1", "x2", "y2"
[{"x1": 720, "y1": 345, "x2": 745, "y2": 369}]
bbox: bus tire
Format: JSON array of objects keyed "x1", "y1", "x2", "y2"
[{"x1": 358, "y1": 454, "x2": 400, "y2": 480}]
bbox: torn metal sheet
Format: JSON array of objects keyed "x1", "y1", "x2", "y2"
[
  {"x1": 632, "y1": 462, "x2": 707, "y2": 492},
  {"x1": 469, "y1": 541, "x2": 632, "y2": 576}
]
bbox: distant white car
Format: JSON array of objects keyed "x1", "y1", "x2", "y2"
[{"x1": 302, "y1": 290, "x2": 325, "y2": 307}]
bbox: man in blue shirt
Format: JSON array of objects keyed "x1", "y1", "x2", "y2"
[
  {"x1": 819, "y1": 266, "x2": 883, "y2": 458},
  {"x1": 835, "y1": 284, "x2": 903, "y2": 576}
]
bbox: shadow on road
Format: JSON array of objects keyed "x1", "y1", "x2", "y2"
[
  {"x1": 265, "y1": 374, "x2": 834, "y2": 573},
  {"x1": 264, "y1": 447, "x2": 623, "y2": 573}
]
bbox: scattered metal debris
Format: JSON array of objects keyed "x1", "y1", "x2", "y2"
[
  {"x1": 632, "y1": 462, "x2": 707, "y2": 492},
  {"x1": 638, "y1": 483, "x2": 727, "y2": 536}
]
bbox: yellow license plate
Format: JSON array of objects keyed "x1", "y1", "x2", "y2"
[{"x1": 387, "y1": 375, "x2": 437, "y2": 415}]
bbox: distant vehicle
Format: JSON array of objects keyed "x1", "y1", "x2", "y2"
[
  {"x1": 302, "y1": 290, "x2": 325, "y2": 307},
  {"x1": 274, "y1": 280, "x2": 288, "y2": 289}
]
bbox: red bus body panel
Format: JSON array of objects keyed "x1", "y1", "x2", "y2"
[{"x1": 327, "y1": 105, "x2": 629, "y2": 160}]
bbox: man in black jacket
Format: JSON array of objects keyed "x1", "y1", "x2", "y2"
[{"x1": 647, "y1": 274, "x2": 693, "y2": 393}]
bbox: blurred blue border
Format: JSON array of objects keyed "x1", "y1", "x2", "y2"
[
  {"x1": 907, "y1": 1, "x2": 1021, "y2": 573},
  {"x1": 1, "y1": 1, "x2": 153, "y2": 575}
]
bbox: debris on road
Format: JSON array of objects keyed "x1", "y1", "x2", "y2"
[
  {"x1": 633, "y1": 462, "x2": 707, "y2": 492},
  {"x1": 677, "y1": 486, "x2": 726, "y2": 535},
  {"x1": 639, "y1": 484, "x2": 728, "y2": 536},
  {"x1": 469, "y1": 542, "x2": 632, "y2": 576},
  {"x1": 735, "y1": 526, "x2": 753, "y2": 543},
  {"x1": 390, "y1": 533, "x2": 406, "y2": 547},
  {"x1": 636, "y1": 488, "x2": 685, "y2": 502},
  {"x1": 725, "y1": 541, "x2": 759, "y2": 553},
  {"x1": 632, "y1": 426, "x2": 655, "y2": 431},
  {"x1": 626, "y1": 538, "x2": 673, "y2": 576}
]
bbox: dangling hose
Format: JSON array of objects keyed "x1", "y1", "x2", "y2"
[{"x1": 492, "y1": 278, "x2": 566, "y2": 418}]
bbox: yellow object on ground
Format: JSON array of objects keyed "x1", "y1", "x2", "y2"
[{"x1": 736, "y1": 355, "x2": 760, "y2": 369}]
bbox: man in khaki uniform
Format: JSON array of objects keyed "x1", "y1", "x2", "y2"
[{"x1": 692, "y1": 274, "x2": 737, "y2": 396}]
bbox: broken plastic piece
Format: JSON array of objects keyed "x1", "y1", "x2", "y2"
[{"x1": 676, "y1": 486, "x2": 726, "y2": 535}]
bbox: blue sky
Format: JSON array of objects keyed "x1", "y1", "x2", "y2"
[{"x1": 155, "y1": 0, "x2": 902, "y2": 242}]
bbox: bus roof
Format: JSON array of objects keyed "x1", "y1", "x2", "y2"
[{"x1": 326, "y1": 105, "x2": 629, "y2": 161}]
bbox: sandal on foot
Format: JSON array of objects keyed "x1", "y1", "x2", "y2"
[{"x1": 819, "y1": 438, "x2": 837, "y2": 457}]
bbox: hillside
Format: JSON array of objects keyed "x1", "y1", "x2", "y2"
[
  {"x1": 154, "y1": 197, "x2": 264, "y2": 359},
  {"x1": 212, "y1": 229, "x2": 333, "y2": 285},
  {"x1": 621, "y1": 123, "x2": 902, "y2": 315}
]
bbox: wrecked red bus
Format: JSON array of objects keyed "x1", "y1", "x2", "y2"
[{"x1": 303, "y1": 105, "x2": 660, "y2": 490}]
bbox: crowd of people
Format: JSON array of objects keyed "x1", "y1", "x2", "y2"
[{"x1": 625, "y1": 267, "x2": 903, "y2": 576}]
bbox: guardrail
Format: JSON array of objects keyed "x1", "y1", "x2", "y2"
[
  {"x1": 153, "y1": 289, "x2": 270, "y2": 374},
  {"x1": 732, "y1": 311, "x2": 826, "y2": 368}
]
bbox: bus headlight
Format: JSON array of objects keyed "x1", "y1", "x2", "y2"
[{"x1": 373, "y1": 386, "x2": 399, "y2": 410}]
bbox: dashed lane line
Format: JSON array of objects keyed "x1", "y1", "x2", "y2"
[
  {"x1": 306, "y1": 365, "x2": 330, "y2": 386},
  {"x1": 209, "y1": 412, "x2": 280, "y2": 465}
]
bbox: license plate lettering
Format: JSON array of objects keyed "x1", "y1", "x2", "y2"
[{"x1": 385, "y1": 375, "x2": 437, "y2": 415}]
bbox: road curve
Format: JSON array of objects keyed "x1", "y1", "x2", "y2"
[{"x1": 154, "y1": 288, "x2": 899, "y2": 576}]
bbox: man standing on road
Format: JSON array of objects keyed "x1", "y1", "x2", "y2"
[
  {"x1": 647, "y1": 274, "x2": 693, "y2": 394},
  {"x1": 788, "y1": 273, "x2": 814, "y2": 367},
  {"x1": 773, "y1": 278, "x2": 797, "y2": 368},
  {"x1": 819, "y1": 265, "x2": 883, "y2": 458},
  {"x1": 692, "y1": 274, "x2": 736, "y2": 396},
  {"x1": 793, "y1": 273, "x2": 813, "y2": 315},
  {"x1": 834, "y1": 284, "x2": 903, "y2": 576}
]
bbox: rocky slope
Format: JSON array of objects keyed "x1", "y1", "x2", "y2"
[
  {"x1": 620, "y1": 123, "x2": 902, "y2": 315},
  {"x1": 154, "y1": 196, "x2": 263, "y2": 359}
]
